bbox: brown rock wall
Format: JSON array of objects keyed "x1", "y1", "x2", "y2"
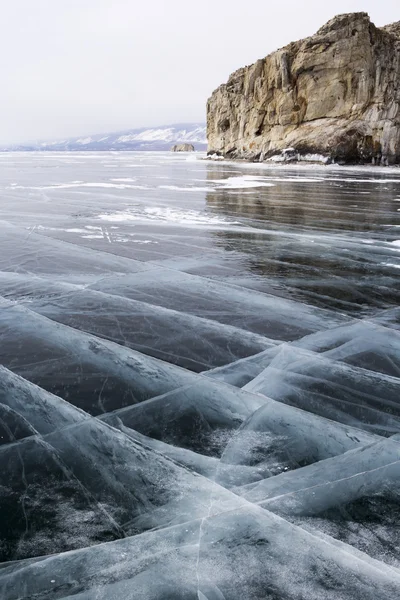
[{"x1": 207, "y1": 13, "x2": 400, "y2": 164}]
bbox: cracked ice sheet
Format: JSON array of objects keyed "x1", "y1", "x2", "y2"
[
  {"x1": 2, "y1": 420, "x2": 246, "y2": 542},
  {"x1": 0, "y1": 503, "x2": 400, "y2": 599},
  {"x1": 88, "y1": 268, "x2": 351, "y2": 339},
  {"x1": 101, "y1": 394, "x2": 378, "y2": 491},
  {"x1": 243, "y1": 344, "x2": 400, "y2": 436},
  {"x1": 369, "y1": 306, "x2": 400, "y2": 331},
  {"x1": 34, "y1": 220, "x2": 226, "y2": 263},
  {"x1": 0, "y1": 363, "x2": 271, "y2": 491},
  {"x1": 101, "y1": 375, "x2": 378, "y2": 472},
  {"x1": 0, "y1": 279, "x2": 276, "y2": 372},
  {"x1": 0, "y1": 371, "x2": 251, "y2": 561},
  {"x1": 205, "y1": 319, "x2": 400, "y2": 387},
  {"x1": 298, "y1": 320, "x2": 400, "y2": 378},
  {"x1": 148, "y1": 246, "x2": 400, "y2": 315},
  {"x1": 0, "y1": 300, "x2": 198, "y2": 413},
  {"x1": 237, "y1": 435, "x2": 400, "y2": 568},
  {"x1": 0, "y1": 153, "x2": 399, "y2": 596},
  {"x1": 0, "y1": 221, "x2": 153, "y2": 283}
]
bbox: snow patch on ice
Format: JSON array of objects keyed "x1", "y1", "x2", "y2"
[
  {"x1": 98, "y1": 206, "x2": 242, "y2": 227},
  {"x1": 159, "y1": 185, "x2": 211, "y2": 192},
  {"x1": 204, "y1": 153, "x2": 225, "y2": 161},
  {"x1": 211, "y1": 176, "x2": 276, "y2": 189},
  {"x1": 301, "y1": 153, "x2": 331, "y2": 164},
  {"x1": 131, "y1": 239, "x2": 157, "y2": 244},
  {"x1": 10, "y1": 182, "x2": 148, "y2": 190},
  {"x1": 110, "y1": 178, "x2": 137, "y2": 183},
  {"x1": 267, "y1": 150, "x2": 331, "y2": 164},
  {"x1": 388, "y1": 240, "x2": 400, "y2": 251}
]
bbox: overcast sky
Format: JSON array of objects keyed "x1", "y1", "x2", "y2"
[{"x1": 0, "y1": 0, "x2": 398, "y2": 144}]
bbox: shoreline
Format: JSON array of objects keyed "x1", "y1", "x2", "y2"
[{"x1": 203, "y1": 155, "x2": 400, "y2": 173}]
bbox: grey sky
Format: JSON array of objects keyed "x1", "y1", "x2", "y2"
[{"x1": 0, "y1": 0, "x2": 398, "y2": 144}]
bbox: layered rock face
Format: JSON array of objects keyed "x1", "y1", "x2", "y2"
[{"x1": 207, "y1": 13, "x2": 400, "y2": 164}]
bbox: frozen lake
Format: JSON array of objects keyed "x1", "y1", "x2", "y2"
[{"x1": 0, "y1": 151, "x2": 400, "y2": 598}]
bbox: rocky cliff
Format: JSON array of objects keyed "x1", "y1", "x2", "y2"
[{"x1": 207, "y1": 13, "x2": 400, "y2": 164}]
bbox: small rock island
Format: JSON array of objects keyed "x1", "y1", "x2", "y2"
[
  {"x1": 171, "y1": 143, "x2": 195, "y2": 152},
  {"x1": 207, "y1": 13, "x2": 400, "y2": 164}
]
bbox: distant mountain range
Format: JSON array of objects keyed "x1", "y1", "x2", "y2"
[{"x1": 1, "y1": 123, "x2": 207, "y2": 152}]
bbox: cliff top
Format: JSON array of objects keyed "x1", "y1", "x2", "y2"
[
  {"x1": 316, "y1": 12, "x2": 370, "y2": 36},
  {"x1": 381, "y1": 21, "x2": 400, "y2": 38},
  {"x1": 314, "y1": 12, "x2": 400, "y2": 41},
  {"x1": 225, "y1": 13, "x2": 399, "y2": 81}
]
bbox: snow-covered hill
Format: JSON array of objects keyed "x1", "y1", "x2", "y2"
[{"x1": 2, "y1": 123, "x2": 207, "y2": 151}]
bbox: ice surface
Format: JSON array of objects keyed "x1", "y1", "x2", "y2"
[
  {"x1": 0, "y1": 152, "x2": 399, "y2": 597},
  {"x1": 297, "y1": 320, "x2": 400, "y2": 377},
  {"x1": 206, "y1": 319, "x2": 400, "y2": 387},
  {"x1": 101, "y1": 377, "x2": 268, "y2": 457},
  {"x1": 0, "y1": 300, "x2": 198, "y2": 413},
  {"x1": 243, "y1": 344, "x2": 400, "y2": 436},
  {"x1": 210, "y1": 175, "x2": 276, "y2": 188},
  {"x1": 0, "y1": 365, "x2": 89, "y2": 434},
  {"x1": 220, "y1": 394, "x2": 378, "y2": 474},
  {"x1": 89, "y1": 268, "x2": 349, "y2": 340},
  {"x1": 238, "y1": 435, "x2": 400, "y2": 567},
  {"x1": 98, "y1": 205, "x2": 241, "y2": 226},
  {"x1": 0, "y1": 220, "x2": 152, "y2": 281},
  {"x1": 1, "y1": 505, "x2": 399, "y2": 599},
  {"x1": 0, "y1": 277, "x2": 274, "y2": 371}
]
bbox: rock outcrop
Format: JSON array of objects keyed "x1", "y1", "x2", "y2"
[
  {"x1": 207, "y1": 13, "x2": 400, "y2": 164},
  {"x1": 171, "y1": 143, "x2": 195, "y2": 152}
]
